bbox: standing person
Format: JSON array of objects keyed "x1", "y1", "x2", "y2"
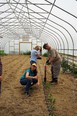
[
  {"x1": 43, "y1": 43, "x2": 62, "y2": 84},
  {"x1": 30, "y1": 46, "x2": 41, "y2": 65},
  {"x1": 0, "y1": 57, "x2": 2, "y2": 94},
  {"x1": 20, "y1": 63, "x2": 40, "y2": 96}
]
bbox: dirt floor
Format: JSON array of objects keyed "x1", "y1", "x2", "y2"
[{"x1": 0, "y1": 55, "x2": 77, "y2": 116}]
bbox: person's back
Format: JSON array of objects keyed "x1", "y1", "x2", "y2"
[
  {"x1": 30, "y1": 49, "x2": 38, "y2": 63},
  {"x1": 30, "y1": 45, "x2": 41, "y2": 65}
]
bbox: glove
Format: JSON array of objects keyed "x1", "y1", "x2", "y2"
[
  {"x1": 46, "y1": 60, "x2": 50, "y2": 65},
  {"x1": 37, "y1": 57, "x2": 42, "y2": 59},
  {"x1": 46, "y1": 60, "x2": 49, "y2": 64}
]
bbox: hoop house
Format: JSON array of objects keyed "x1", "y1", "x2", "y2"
[
  {"x1": 0, "y1": 0, "x2": 77, "y2": 70},
  {"x1": 0, "y1": 1, "x2": 77, "y2": 116}
]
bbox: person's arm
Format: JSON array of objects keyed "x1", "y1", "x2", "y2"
[
  {"x1": 37, "y1": 54, "x2": 42, "y2": 59},
  {"x1": 37, "y1": 51, "x2": 42, "y2": 59},
  {"x1": 34, "y1": 50, "x2": 41, "y2": 58},
  {"x1": 49, "y1": 56, "x2": 55, "y2": 62},
  {"x1": 26, "y1": 72, "x2": 38, "y2": 79},
  {"x1": 48, "y1": 49, "x2": 56, "y2": 63},
  {"x1": 26, "y1": 72, "x2": 33, "y2": 79},
  {"x1": 45, "y1": 57, "x2": 54, "y2": 64}
]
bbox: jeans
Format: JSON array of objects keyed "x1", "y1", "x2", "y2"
[
  {"x1": 30, "y1": 60, "x2": 36, "y2": 65},
  {"x1": 20, "y1": 78, "x2": 38, "y2": 93}
]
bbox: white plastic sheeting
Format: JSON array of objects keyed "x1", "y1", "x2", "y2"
[{"x1": 0, "y1": 0, "x2": 77, "y2": 55}]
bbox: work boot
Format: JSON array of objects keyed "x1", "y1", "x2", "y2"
[
  {"x1": 25, "y1": 91, "x2": 31, "y2": 97},
  {"x1": 50, "y1": 79, "x2": 58, "y2": 85}
]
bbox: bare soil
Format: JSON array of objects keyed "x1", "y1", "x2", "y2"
[{"x1": 0, "y1": 55, "x2": 77, "y2": 116}]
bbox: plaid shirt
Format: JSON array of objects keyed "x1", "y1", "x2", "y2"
[{"x1": 0, "y1": 62, "x2": 2, "y2": 76}]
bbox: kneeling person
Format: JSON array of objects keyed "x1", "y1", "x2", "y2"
[{"x1": 20, "y1": 63, "x2": 39, "y2": 96}]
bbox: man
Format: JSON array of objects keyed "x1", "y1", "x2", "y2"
[
  {"x1": 30, "y1": 46, "x2": 41, "y2": 65},
  {"x1": 43, "y1": 43, "x2": 62, "y2": 84},
  {"x1": 20, "y1": 63, "x2": 39, "y2": 96}
]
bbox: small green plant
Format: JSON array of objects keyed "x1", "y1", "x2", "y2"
[
  {"x1": 69, "y1": 65, "x2": 77, "y2": 74},
  {"x1": 49, "y1": 113, "x2": 55, "y2": 116},
  {"x1": 61, "y1": 59, "x2": 70, "y2": 72},
  {"x1": 48, "y1": 93, "x2": 56, "y2": 116},
  {"x1": 46, "y1": 83, "x2": 52, "y2": 89},
  {"x1": 43, "y1": 82, "x2": 56, "y2": 115},
  {"x1": 61, "y1": 59, "x2": 77, "y2": 75},
  {"x1": 48, "y1": 93, "x2": 56, "y2": 106},
  {"x1": 73, "y1": 68, "x2": 77, "y2": 74}
]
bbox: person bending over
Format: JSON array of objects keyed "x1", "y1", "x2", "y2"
[
  {"x1": 43, "y1": 43, "x2": 62, "y2": 84},
  {"x1": 30, "y1": 46, "x2": 41, "y2": 65}
]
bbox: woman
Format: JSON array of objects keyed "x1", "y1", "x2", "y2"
[
  {"x1": 20, "y1": 63, "x2": 39, "y2": 96},
  {"x1": 30, "y1": 46, "x2": 41, "y2": 65}
]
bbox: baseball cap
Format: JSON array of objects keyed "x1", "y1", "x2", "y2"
[{"x1": 32, "y1": 63, "x2": 37, "y2": 67}]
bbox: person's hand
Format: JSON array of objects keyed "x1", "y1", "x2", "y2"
[
  {"x1": 46, "y1": 60, "x2": 50, "y2": 65},
  {"x1": 37, "y1": 82, "x2": 40, "y2": 86},
  {"x1": 46, "y1": 60, "x2": 49, "y2": 64},
  {"x1": 33, "y1": 76, "x2": 38, "y2": 79},
  {"x1": 37, "y1": 56, "x2": 42, "y2": 59}
]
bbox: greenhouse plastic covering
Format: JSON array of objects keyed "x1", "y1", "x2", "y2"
[{"x1": 0, "y1": 0, "x2": 77, "y2": 56}]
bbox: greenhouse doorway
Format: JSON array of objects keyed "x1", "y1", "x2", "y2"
[{"x1": 19, "y1": 42, "x2": 32, "y2": 55}]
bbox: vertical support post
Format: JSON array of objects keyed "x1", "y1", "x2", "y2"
[
  {"x1": 0, "y1": 81, "x2": 1, "y2": 94},
  {"x1": 44, "y1": 64, "x2": 46, "y2": 83},
  {"x1": 0, "y1": 58, "x2": 2, "y2": 95}
]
